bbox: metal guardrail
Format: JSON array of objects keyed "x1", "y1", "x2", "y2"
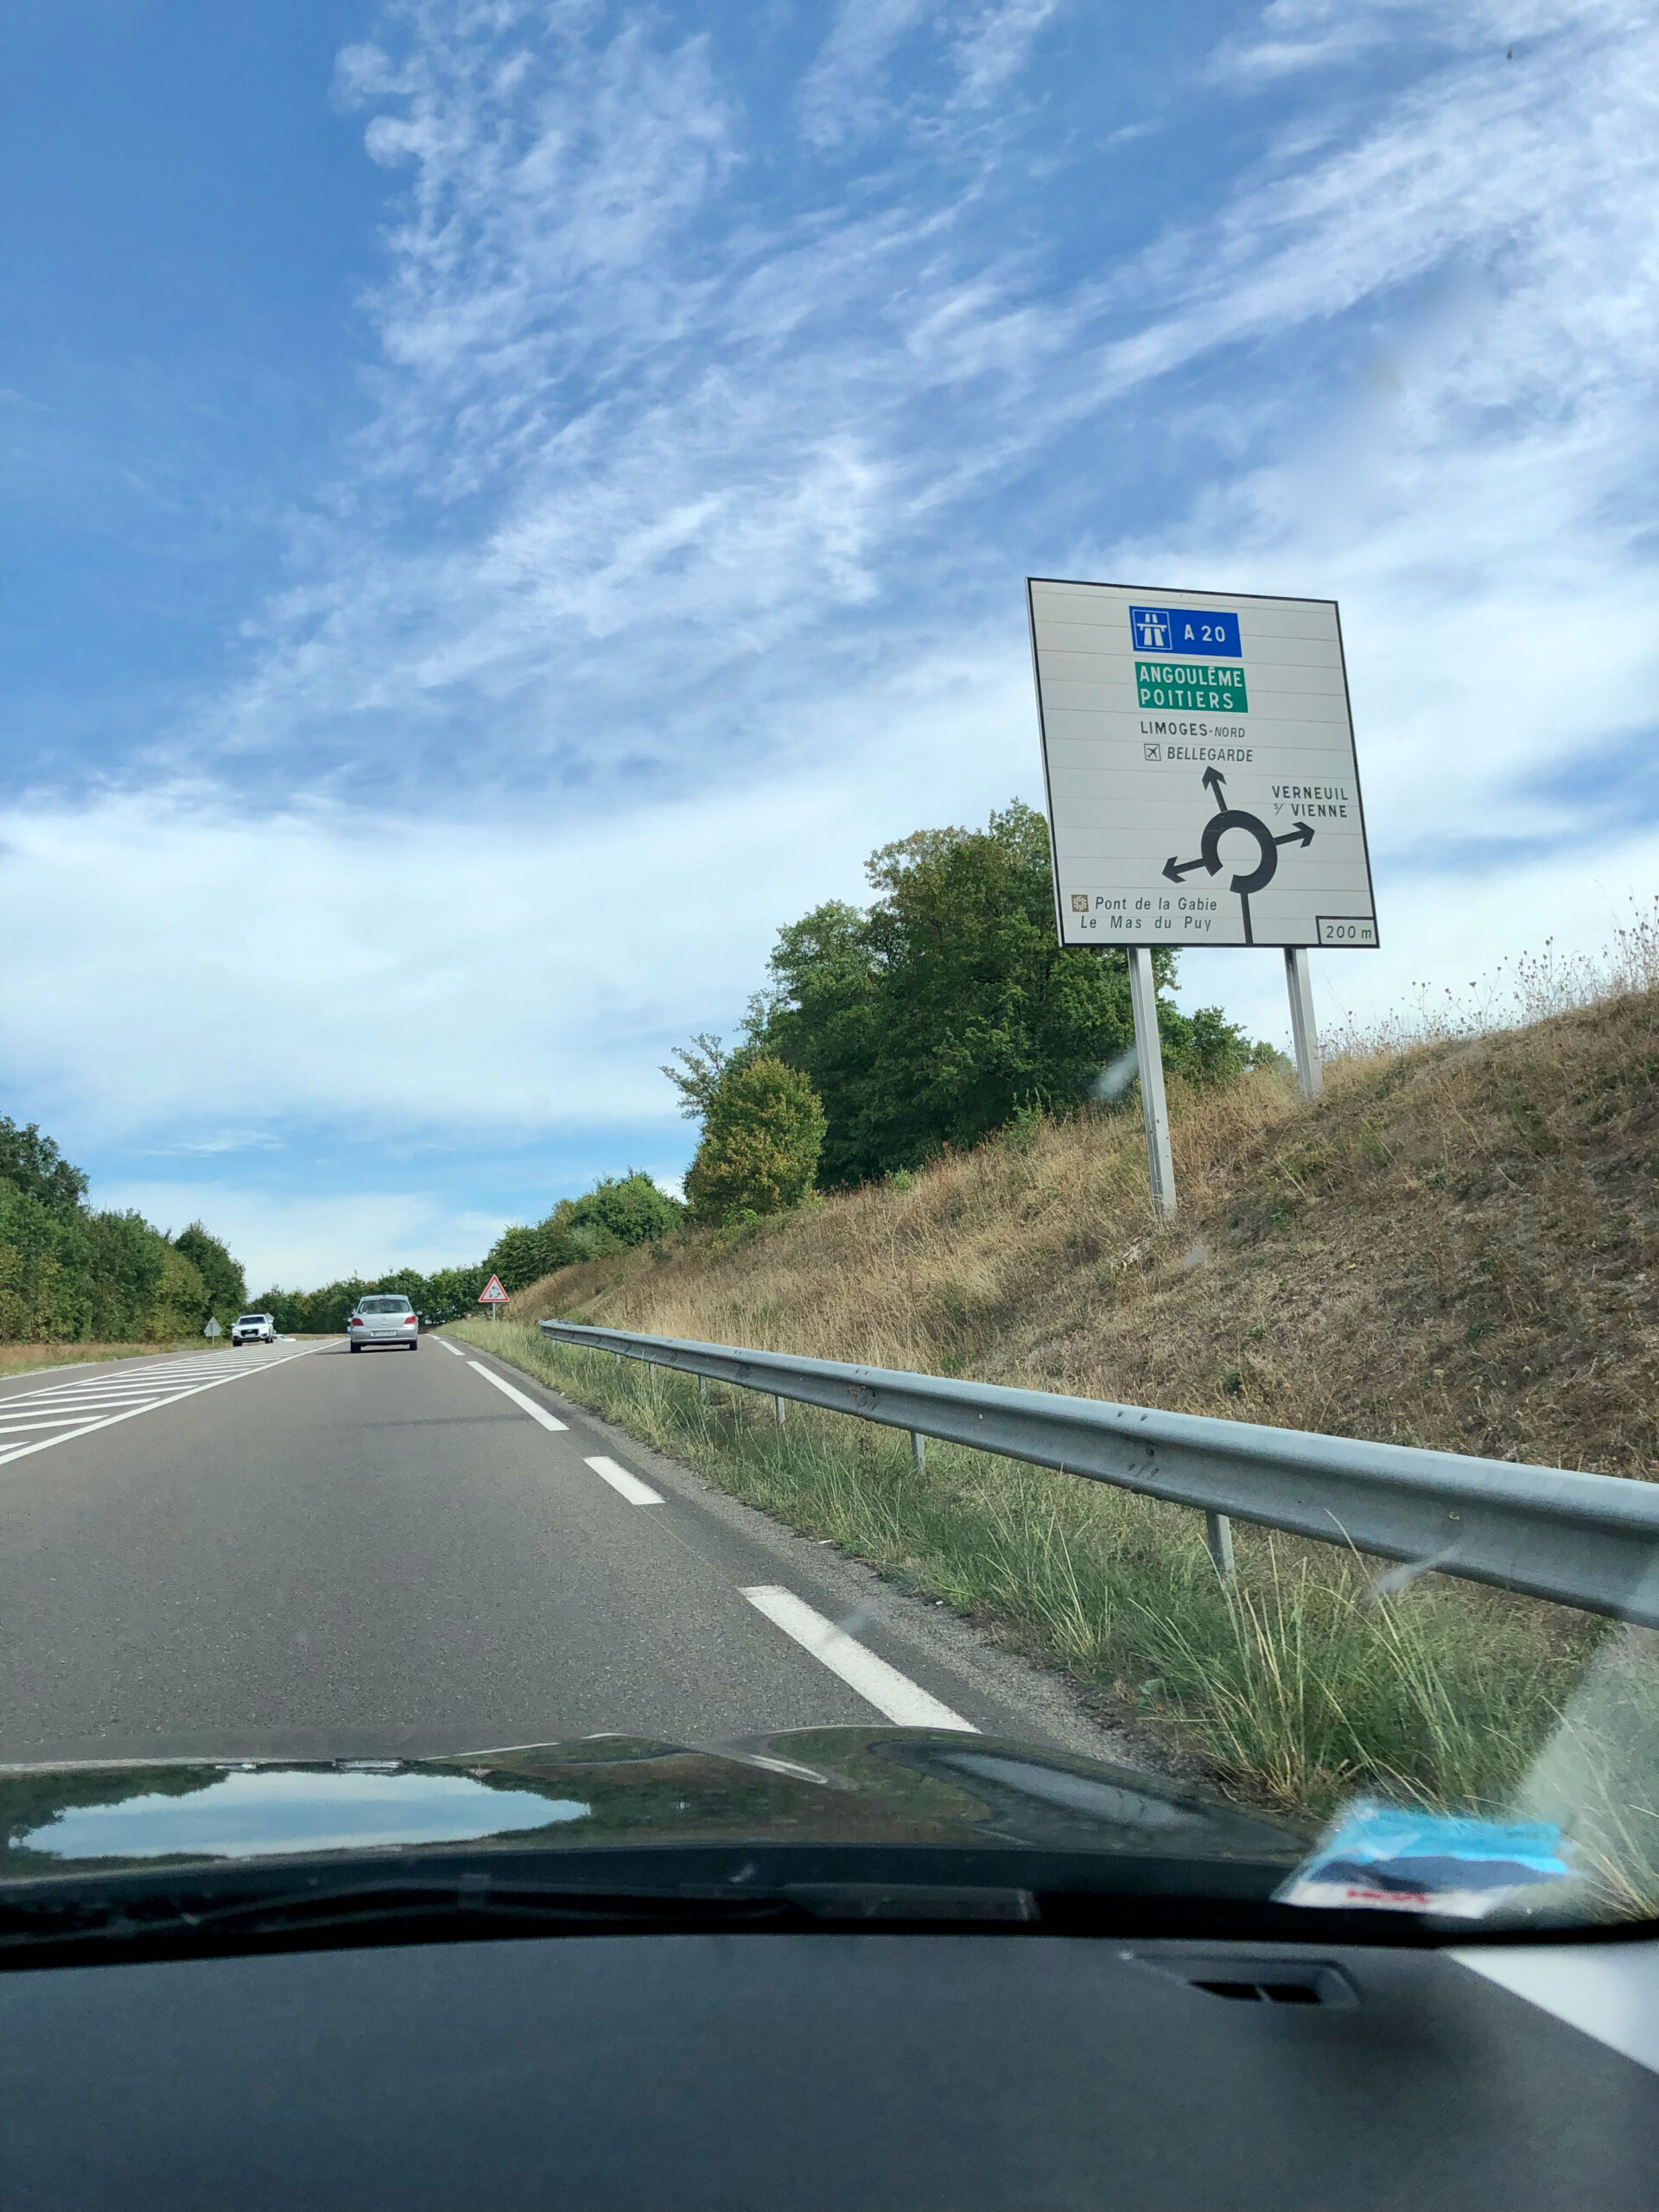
[{"x1": 537, "y1": 1319, "x2": 1659, "y2": 1627}]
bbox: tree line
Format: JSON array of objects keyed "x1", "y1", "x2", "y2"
[
  {"x1": 0, "y1": 1119, "x2": 247, "y2": 1343},
  {"x1": 253, "y1": 1171, "x2": 687, "y2": 1319},
  {"x1": 251, "y1": 1265, "x2": 492, "y2": 1336}
]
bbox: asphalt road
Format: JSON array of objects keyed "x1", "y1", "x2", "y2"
[{"x1": 0, "y1": 1337, "x2": 1122, "y2": 1766}]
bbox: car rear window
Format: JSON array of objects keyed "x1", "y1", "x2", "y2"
[
  {"x1": 359, "y1": 1297, "x2": 411, "y2": 1314},
  {"x1": 236, "y1": 1316, "x2": 269, "y2": 1326}
]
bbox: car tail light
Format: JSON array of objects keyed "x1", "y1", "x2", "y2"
[
  {"x1": 348, "y1": 1316, "x2": 364, "y2": 1326},
  {"x1": 404, "y1": 1315, "x2": 417, "y2": 1326}
]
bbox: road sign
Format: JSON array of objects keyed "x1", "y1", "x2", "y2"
[
  {"x1": 1027, "y1": 578, "x2": 1377, "y2": 951},
  {"x1": 203, "y1": 1317, "x2": 222, "y2": 1338},
  {"x1": 478, "y1": 1276, "x2": 509, "y2": 1305}
]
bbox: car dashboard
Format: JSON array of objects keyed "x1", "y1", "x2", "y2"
[{"x1": 4, "y1": 1923, "x2": 1656, "y2": 2209}]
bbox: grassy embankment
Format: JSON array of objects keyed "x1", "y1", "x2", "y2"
[{"x1": 456, "y1": 938, "x2": 1659, "y2": 1834}]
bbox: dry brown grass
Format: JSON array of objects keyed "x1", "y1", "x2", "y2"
[
  {"x1": 510, "y1": 980, "x2": 1659, "y2": 1480},
  {"x1": 476, "y1": 946, "x2": 1659, "y2": 1855}
]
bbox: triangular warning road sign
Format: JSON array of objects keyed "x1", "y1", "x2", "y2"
[{"x1": 479, "y1": 1275, "x2": 510, "y2": 1303}]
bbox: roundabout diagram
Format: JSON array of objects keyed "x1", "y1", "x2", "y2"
[{"x1": 1162, "y1": 766, "x2": 1314, "y2": 945}]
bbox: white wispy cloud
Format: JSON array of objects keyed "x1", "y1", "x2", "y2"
[
  {"x1": 798, "y1": 0, "x2": 1061, "y2": 144},
  {"x1": 6, "y1": 644, "x2": 1039, "y2": 1143},
  {"x1": 91, "y1": 1180, "x2": 509, "y2": 1293},
  {"x1": 188, "y1": 0, "x2": 1656, "y2": 838},
  {"x1": 16, "y1": 0, "x2": 1659, "y2": 1279}
]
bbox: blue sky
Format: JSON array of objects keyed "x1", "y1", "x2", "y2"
[{"x1": 5, "y1": 0, "x2": 1657, "y2": 1287}]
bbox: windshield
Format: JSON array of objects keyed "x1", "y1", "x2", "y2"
[{"x1": 3, "y1": 2, "x2": 1656, "y2": 1942}]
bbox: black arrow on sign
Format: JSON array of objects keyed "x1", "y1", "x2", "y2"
[
  {"x1": 1202, "y1": 766, "x2": 1227, "y2": 810},
  {"x1": 1273, "y1": 821, "x2": 1314, "y2": 849},
  {"x1": 1162, "y1": 854, "x2": 1208, "y2": 883}
]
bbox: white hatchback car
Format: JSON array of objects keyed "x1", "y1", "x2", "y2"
[
  {"x1": 346, "y1": 1295, "x2": 420, "y2": 1352},
  {"x1": 231, "y1": 1313, "x2": 276, "y2": 1346}
]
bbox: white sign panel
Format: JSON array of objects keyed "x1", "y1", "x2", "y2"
[{"x1": 1028, "y1": 579, "x2": 1378, "y2": 950}]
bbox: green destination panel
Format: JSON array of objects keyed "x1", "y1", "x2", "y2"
[{"x1": 1135, "y1": 659, "x2": 1248, "y2": 711}]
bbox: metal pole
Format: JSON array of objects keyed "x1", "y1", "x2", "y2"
[
  {"x1": 698, "y1": 1374, "x2": 708, "y2": 1402},
  {"x1": 1205, "y1": 1510, "x2": 1236, "y2": 1579},
  {"x1": 774, "y1": 1395, "x2": 787, "y2": 1427},
  {"x1": 1285, "y1": 946, "x2": 1323, "y2": 1101},
  {"x1": 911, "y1": 1432, "x2": 926, "y2": 1473},
  {"x1": 1127, "y1": 946, "x2": 1177, "y2": 1218}
]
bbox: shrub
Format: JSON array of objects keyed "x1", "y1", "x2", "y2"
[{"x1": 685, "y1": 1057, "x2": 826, "y2": 1224}]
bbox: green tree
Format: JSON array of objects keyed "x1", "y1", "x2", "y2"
[
  {"x1": 661, "y1": 1033, "x2": 738, "y2": 1122},
  {"x1": 84, "y1": 1211, "x2": 170, "y2": 1339},
  {"x1": 424, "y1": 1264, "x2": 488, "y2": 1321},
  {"x1": 567, "y1": 1171, "x2": 683, "y2": 1248},
  {"x1": 684, "y1": 1056, "x2": 826, "y2": 1225},
  {"x1": 0, "y1": 1119, "x2": 90, "y2": 1213},
  {"x1": 0, "y1": 1181, "x2": 94, "y2": 1340},
  {"x1": 375, "y1": 1267, "x2": 434, "y2": 1310},
  {"x1": 744, "y1": 799, "x2": 1262, "y2": 1185},
  {"x1": 149, "y1": 1244, "x2": 213, "y2": 1338},
  {"x1": 483, "y1": 1224, "x2": 553, "y2": 1294},
  {"x1": 484, "y1": 1175, "x2": 685, "y2": 1294},
  {"x1": 0, "y1": 1119, "x2": 251, "y2": 1344},
  {"x1": 174, "y1": 1223, "x2": 247, "y2": 1324},
  {"x1": 293, "y1": 1278, "x2": 372, "y2": 1333}
]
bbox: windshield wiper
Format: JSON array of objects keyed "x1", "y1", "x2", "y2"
[{"x1": 0, "y1": 1873, "x2": 822, "y2": 1963}]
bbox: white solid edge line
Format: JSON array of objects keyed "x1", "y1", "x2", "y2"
[
  {"x1": 435, "y1": 1338, "x2": 466, "y2": 1356},
  {"x1": 0, "y1": 1344, "x2": 323, "y2": 1468},
  {"x1": 741, "y1": 1586, "x2": 976, "y2": 1732},
  {"x1": 1452, "y1": 1942, "x2": 1659, "y2": 2079},
  {"x1": 584, "y1": 1455, "x2": 664, "y2": 1505},
  {"x1": 465, "y1": 1360, "x2": 568, "y2": 1430}
]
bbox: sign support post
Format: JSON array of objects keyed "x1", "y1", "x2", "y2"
[
  {"x1": 1284, "y1": 947, "x2": 1323, "y2": 1102},
  {"x1": 1128, "y1": 948, "x2": 1177, "y2": 1219}
]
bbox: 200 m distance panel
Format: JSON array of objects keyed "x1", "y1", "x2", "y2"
[{"x1": 1027, "y1": 577, "x2": 1380, "y2": 950}]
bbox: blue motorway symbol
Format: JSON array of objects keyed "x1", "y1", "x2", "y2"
[{"x1": 1128, "y1": 604, "x2": 1241, "y2": 658}]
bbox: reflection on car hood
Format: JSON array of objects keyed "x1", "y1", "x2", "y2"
[{"x1": 0, "y1": 1731, "x2": 1303, "y2": 1877}]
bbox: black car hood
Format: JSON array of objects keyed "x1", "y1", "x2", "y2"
[{"x1": 1, "y1": 1730, "x2": 1302, "y2": 1879}]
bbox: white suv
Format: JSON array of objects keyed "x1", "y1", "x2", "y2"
[
  {"x1": 346, "y1": 1295, "x2": 420, "y2": 1352},
  {"x1": 231, "y1": 1313, "x2": 276, "y2": 1346}
]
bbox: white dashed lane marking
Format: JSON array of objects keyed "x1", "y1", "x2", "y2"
[
  {"x1": 584, "y1": 1455, "x2": 664, "y2": 1505},
  {"x1": 447, "y1": 1353, "x2": 969, "y2": 1722},
  {"x1": 465, "y1": 1360, "x2": 568, "y2": 1430},
  {"x1": 741, "y1": 1586, "x2": 976, "y2": 1731}
]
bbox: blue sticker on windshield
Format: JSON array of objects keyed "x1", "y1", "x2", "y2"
[{"x1": 1274, "y1": 1800, "x2": 1575, "y2": 1919}]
